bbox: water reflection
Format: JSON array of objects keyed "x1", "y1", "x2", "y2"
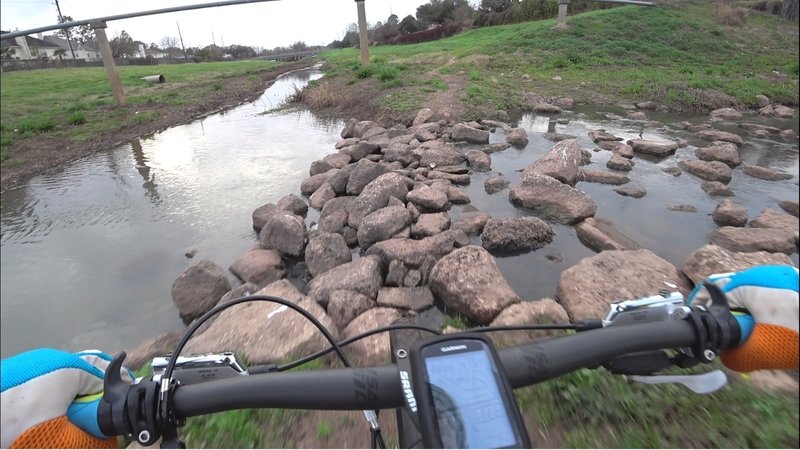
[{"x1": 131, "y1": 138, "x2": 161, "y2": 205}]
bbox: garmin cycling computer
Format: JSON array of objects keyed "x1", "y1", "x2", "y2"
[{"x1": 409, "y1": 334, "x2": 530, "y2": 448}]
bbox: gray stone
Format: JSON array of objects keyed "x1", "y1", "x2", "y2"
[
  {"x1": 702, "y1": 181, "x2": 734, "y2": 197},
  {"x1": 309, "y1": 183, "x2": 336, "y2": 210},
  {"x1": 635, "y1": 101, "x2": 658, "y2": 109},
  {"x1": 341, "y1": 142, "x2": 381, "y2": 161},
  {"x1": 667, "y1": 204, "x2": 698, "y2": 213},
  {"x1": 323, "y1": 152, "x2": 352, "y2": 168},
  {"x1": 407, "y1": 185, "x2": 449, "y2": 211},
  {"x1": 357, "y1": 206, "x2": 413, "y2": 249},
  {"x1": 310, "y1": 159, "x2": 335, "y2": 176},
  {"x1": 627, "y1": 111, "x2": 647, "y2": 120},
  {"x1": 523, "y1": 139, "x2": 583, "y2": 186},
  {"x1": 300, "y1": 170, "x2": 338, "y2": 195},
  {"x1": 385, "y1": 260, "x2": 409, "y2": 287},
  {"x1": 779, "y1": 200, "x2": 799, "y2": 217},
  {"x1": 628, "y1": 139, "x2": 678, "y2": 157},
  {"x1": 343, "y1": 308, "x2": 403, "y2": 365},
  {"x1": 124, "y1": 331, "x2": 183, "y2": 371},
  {"x1": 589, "y1": 130, "x2": 622, "y2": 143},
  {"x1": 451, "y1": 123, "x2": 490, "y2": 144},
  {"x1": 348, "y1": 173, "x2": 410, "y2": 228},
  {"x1": 366, "y1": 229, "x2": 468, "y2": 269},
  {"x1": 482, "y1": 217, "x2": 554, "y2": 253},
  {"x1": 709, "y1": 227, "x2": 795, "y2": 254},
  {"x1": 259, "y1": 213, "x2": 306, "y2": 257},
  {"x1": 713, "y1": 200, "x2": 748, "y2": 227},
  {"x1": 681, "y1": 245, "x2": 795, "y2": 285},
  {"x1": 614, "y1": 186, "x2": 646, "y2": 198},
  {"x1": 319, "y1": 196, "x2": 355, "y2": 233},
  {"x1": 558, "y1": 250, "x2": 691, "y2": 321},
  {"x1": 277, "y1": 194, "x2": 308, "y2": 217},
  {"x1": 533, "y1": 103, "x2": 562, "y2": 114},
  {"x1": 509, "y1": 173, "x2": 597, "y2": 225},
  {"x1": 739, "y1": 123, "x2": 781, "y2": 135},
  {"x1": 305, "y1": 232, "x2": 352, "y2": 277},
  {"x1": 662, "y1": 166, "x2": 682, "y2": 177},
  {"x1": 710, "y1": 108, "x2": 743, "y2": 120},
  {"x1": 576, "y1": 217, "x2": 640, "y2": 252},
  {"x1": 327, "y1": 289, "x2": 375, "y2": 329},
  {"x1": 489, "y1": 299, "x2": 569, "y2": 348},
  {"x1": 404, "y1": 270, "x2": 422, "y2": 287},
  {"x1": 429, "y1": 246, "x2": 521, "y2": 324},
  {"x1": 230, "y1": 249, "x2": 286, "y2": 288},
  {"x1": 543, "y1": 132, "x2": 577, "y2": 142},
  {"x1": 481, "y1": 119, "x2": 512, "y2": 131},
  {"x1": 741, "y1": 164, "x2": 793, "y2": 181},
  {"x1": 413, "y1": 108, "x2": 435, "y2": 126},
  {"x1": 419, "y1": 144, "x2": 466, "y2": 167},
  {"x1": 750, "y1": 207, "x2": 799, "y2": 243},
  {"x1": 466, "y1": 150, "x2": 491, "y2": 171},
  {"x1": 252, "y1": 203, "x2": 277, "y2": 233},
  {"x1": 480, "y1": 143, "x2": 512, "y2": 154},
  {"x1": 383, "y1": 143, "x2": 416, "y2": 166},
  {"x1": 453, "y1": 212, "x2": 490, "y2": 236},
  {"x1": 353, "y1": 120, "x2": 381, "y2": 138},
  {"x1": 755, "y1": 95, "x2": 771, "y2": 108},
  {"x1": 485, "y1": 176, "x2": 510, "y2": 194},
  {"x1": 412, "y1": 212, "x2": 451, "y2": 238},
  {"x1": 427, "y1": 171, "x2": 470, "y2": 185},
  {"x1": 505, "y1": 128, "x2": 529, "y2": 148},
  {"x1": 579, "y1": 169, "x2": 630, "y2": 185},
  {"x1": 171, "y1": 259, "x2": 231, "y2": 324},
  {"x1": 346, "y1": 159, "x2": 391, "y2": 196},
  {"x1": 679, "y1": 160, "x2": 732, "y2": 183},
  {"x1": 327, "y1": 164, "x2": 355, "y2": 195},
  {"x1": 758, "y1": 104, "x2": 795, "y2": 118},
  {"x1": 340, "y1": 118, "x2": 358, "y2": 139},
  {"x1": 695, "y1": 130, "x2": 743, "y2": 146},
  {"x1": 695, "y1": 141, "x2": 741, "y2": 167},
  {"x1": 306, "y1": 255, "x2": 383, "y2": 307},
  {"x1": 607, "y1": 154, "x2": 633, "y2": 171},
  {"x1": 376, "y1": 287, "x2": 434, "y2": 312}
]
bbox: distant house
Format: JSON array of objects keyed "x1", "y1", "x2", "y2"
[
  {"x1": 0, "y1": 32, "x2": 62, "y2": 59},
  {"x1": 42, "y1": 35, "x2": 102, "y2": 61}
]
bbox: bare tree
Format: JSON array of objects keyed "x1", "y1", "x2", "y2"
[{"x1": 160, "y1": 36, "x2": 179, "y2": 49}]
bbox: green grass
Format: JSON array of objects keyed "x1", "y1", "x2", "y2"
[
  {"x1": 1, "y1": 60, "x2": 279, "y2": 165},
  {"x1": 315, "y1": 419, "x2": 333, "y2": 441}
]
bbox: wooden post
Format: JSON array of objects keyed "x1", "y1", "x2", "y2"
[
  {"x1": 355, "y1": 0, "x2": 369, "y2": 66},
  {"x1": 556, "y1": 0, "x2": 570, "y2": 29},
  {"x1": 91, "y1": 21, "x2": 126, "y2": 106}
]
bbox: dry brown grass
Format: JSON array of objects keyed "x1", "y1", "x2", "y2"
[
  {"x1": 289, "y1": 81, "x2": 338, "y2": 109},
  {"x1": 714, "y1": 1, "x2": 748, "y2": 26}
]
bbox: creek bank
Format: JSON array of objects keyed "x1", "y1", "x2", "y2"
[{"x1": 126, "y1": 103, "x2": 797, "y2": 369}]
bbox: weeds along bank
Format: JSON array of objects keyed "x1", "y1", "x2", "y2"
[{"x1": 305, "y1": 0, "x2": 799, "y2": 124}]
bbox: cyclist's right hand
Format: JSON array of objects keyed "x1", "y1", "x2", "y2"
[{"x1": 688, "y1": 265, "x2": 798, "y2": 372}]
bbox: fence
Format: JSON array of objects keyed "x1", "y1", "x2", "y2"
[{"x1": 1, "y1": 56, "x2": 191, "y2": 72}]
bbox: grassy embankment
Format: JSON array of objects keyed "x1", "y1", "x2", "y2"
[
  {"x1": 307, "y1": 0, "x2": 798, "y2": 122},
  {"x1": 0, "y1": 60, "x2": 281, "y2": 166}
]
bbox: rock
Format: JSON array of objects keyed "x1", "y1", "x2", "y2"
[
  {"x1": 662, "y1": 166, "x2": 682, "y2": 177},
  {"x1": 709, "y1": 227, "x2": 795, "y2": 254},
  {"x1": 453, "y1": 212, "x2": 490, "y2": 236},
  {"x1": 667, "y1": 204, "x2": 698, "y2": 213},
  {"x1": 576, "y1": 217, "x2": 640, "y2": 251},
  {"x1": 326, "y1": 289, "x2": 375, "y2": 330},
  {"x1": 580, "y1": 149, "x2": 592, "y2": 165},
  {"x1": 309, "y1": 183, "x2": 336, "y2": 210},
  {"x1": 755, "y1": 95, "x2": 771, "y2": 108},
  {"x1": 758, "y1": 104, "x2": 795, "y2": 118},
  {"x1": 555, "y1": 97, "x2": 575, "y2": 107},
  {"x1": 779, "y1": 200, "x2": 799, "y2": 217},
  {"x1": 404, "y1": 270, "x2": 422, "y2": 287},
  {"x1": 327, "y1": 164, "x2": 355, "y2": 195},
  {"x1": 635, "y1": 101, "x2": 657, "y2": 109},
  {"x1": 230, "y1": 249, "x2": 286, "y2": 288},
  {"x1": 679, "y1": 160, "x2": 732, "y2": 183},
  {"x1": 276, "y1": 194, "x2": 308, "y2": 216},
  {"x1": 353, "y1": 120, "x2": 381, "y2": 139},
  {"x1": 681, "y1": 245, "x2": 794, "y2": 285},
  {"x1": 557, "y1": 249, "x2": 691, "y2": 321},
  {"x1": 429, "y1": 246, "x2": 521, "y2": 324},
  {"x1": 598, "y1": 141, "x2": 634, "y2": 158},
  {"x1": 533, "y1": 103, "x2": 562, "y2": 114},
  {"x1": 695, "y1": 141, "x2": 741, "y2": 167},
  {"x1": 712, "y1": 200, "x2": 748, "y2": 227},
  {"x1": 336, "y1": 138, "x2": 360, "y2": 150},
  {"x1": 485, "y1": 176, "x2": 510, "y2": 194},
  {"x1": 252, "y1": 203, "x2": 278, "y2": 233},
  {"x1": 406, "y1": 185, "x2": 449, "y2": 211},
  {"x1": 750, "y1": 207, "x2": 799, "y2": 242},
  {"x1": 305, "y1": 232, "x2": 352, "y2": 277},
  {"x1": 385, "y1": 260, "x2": 408, "y2": 287},
  {"x1": 702, "y1": 181, "x2": 734, "y2": 197},
  {"x1": 357, "y1": 206, "x2": 412, "y2": 249},
  {"x1": 614, "y1": 187, "x2": 646, "y2": 198},
  {"x1": 606, "y1": 154, "x2": 634, "y2": 171},
  {"x1": 384, "y1": 143, "x2": 416, "y2": 166},
  {"x1": 413, "y1": 108, "x2": 435, "y2": 126},
  {"x1": 412, "y1": 212, "x2": 451, "y2": 238},
  {"x1": 346, "y1": 159, "x2": 390, "y2": 195},
  {"x1": 481, "y1": 119, "x2": 512, "y2": 131},
  {"x1": 677, "y1": 139, "x2": 689, "y2": 148},
  {"x1": 427, "y1": 170, "x2": 470, "y2": 184},
  {"x1": 509, "y1": 173, "x2": 597, "y2": 225},
  {"x1": 739, "y1": 123, "x2": 781, "y2": 135},
  {"x1": 366, "y1": 229, "x2": 468, "y2": 269},
  {"x1": 711, "y1": 108, "x2": 743, "y2": 120},
  {"x1": 695, "y1": 130, "x2": 743, "y2": 146},
  {"x1": 430, "y1": 165, "x2": 468, "y2": 174},
  {"x1": 465, "y1": 150, "x2": 492, "y2": 171},
  {"x1": 343, "y1": 308, "x2": 403, "y2": 365},
  {"x1": 419, "y1": 144, "x2": 466, "y2": 167},
  {"x1": 124, "y1": 331, "x2": 183, "y2": 371},
  {"x1": 522, "y1": 139, "x2": 583, "y2": 186},
  {"x1": 318, "y1": 196, "x2": 354, "y2": 232},
  {"x1": 542, "y1": 132, "x2": 577, "y2": 142},
  {"x1": 579, "y1": 169, "x2": 630, "y2": 185},
  {"x1": 185, "y1": 249, "x2": 197, "y2": 258},
  {"x1": 627, "y1": 111, "x2": 647, "y2": 120},
  {"x1": 441, "y1": 184, "x2": 470, "y2": 204},
  {"x1": 300, "y1": 170, "x2": 337, "y2": 195},
  {"x1": 323, "y1": 152, "x2": 352, "y2": 169},
  {"x1": 341, "y1": 118, "x2": 358, "y2": 139},
  {"x1": 628, "y1": 139, "x2": 678, "y2": 157},
  {"x1": 348, "y1": 173, "x2": 410, "y2": 228},
  {"x1": 306, "y1": 255, "x2": 383, "y2": 307},
  {"x1": 171, "y1": 260, "x2": 231, "y2": 324},
  {"x1": 688, "y1": 123, "x2": 712, "y2": 132},
  {"x1": 589, "y1": 130, "x2": 623, "y2": 143},
  {"x1": 376, "y1": 287, "x2": 434, "y2": 312},
  {"x1": 505, "y1": 128, "x2": 529, "y2": 148},
  {"x1": 259, "y1": 213, "x2": 306, "y2": 257},
  {"x1": 780, "y1": 129, "x2": 796, "y2": 139},
  {"x1": 309, "y1": 160, "x2": 334, "y2": 176},
  {"x1": 741, "y1": 164, "x2": 793, "y2": 181},
  {"x1": 480, "y1": 143, "x2": 512, "y2": 154},
  {"x1": 341, "y1": 142, "x2": 381, "y2": 161},
  {"x1": 489, "y1": 299, "x2": 569, "y2": 347},
  {"x1": 185, "y1": 280, "x2": 336, "y2": 364},
  {"x1": 451, "y1": 123, "x2": 490, "y2": 144},
  {"x1": 482, "y1": 217, "x2": 554, "y2": 253}
]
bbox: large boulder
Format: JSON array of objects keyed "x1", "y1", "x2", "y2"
[
  {"x1": 681, "y1": 244, "x2": 794, "y2": 285},
  {"x1": 259, "y1": 213, "x2": 306, "y2": 257},
  {"x1": 779, "y1": 200, "x2": 799, "y2": 217},
  {"x1": 412, "y1": 108, "x2": 435, "y2": 126},
  {"x1": 348, "y1": 173, "x2": 410, "y2": 228},
  {"x1": 505, "y1": 128, "x2": 529, "y2": 148},
  {"x1": 184, "y1": 280, "x2": 336, "y2": 364},
  {"x1": 710, "y1": 108, "x2": 743, "y2": 120},
  {"x1": 326, "y1": 289, "x2": 375, "y2": 330},
  {"x1": 741, "y1": 164, "x2": 793, "y2": 181},
  {"x1": 695, "y1": 141, "x2": 741, "y2": 167},
  {"x1": 341, "y1": 142, "x2": 381, "y2": 162},
  {"x1": 575, "y1": 217, "x2": 640, "y2": 252},
  {"x1": 383, "y1": 143, "x2": 416, "y2": 166},
  {"x1": 589, "y1": 130, "x2": 622, "y2": 143},
  {"x1": 712, "y1": 200, "x2": 747, "y2": 227},
  {"x1": 306, "y1": 255, "x2": 383, "y2": 307},
  {"x1": 453, "y1": 212, "x2": 490, "y2": 236},
  {"x1": 343, "y1": 308, "x2": 403, "y2": 365},
  {"x1": 579, "y1": 169, "x2": 630, "y2": 185},
  {"x1": 172, "y1": 260, "x2": 231, "y2": 324},
  {"x1": 614, "y1": 186, "x2": 647, "y2": 198},
  {"x1": 340, "y1": 118, "x2": 358, "y2": 139},
  {"x1": 702, "y1": 181, "x2": 734, "y2": 197},
  {"x1": 709, "y1": 227, "x2": 795, "y2": 254},
  {"x1": 357, "y1": 206, "x2": 413, "y2": 249},
  {"x1": 489, "y1": 299, "x2": 569, "y2": 348},
  {"x1": 367, "y1": 229, "x2": 469, "y2": 269},
  {"x1": 679, "y1": 160, "x2": 732, "y2": 183},
  {"x1": 750, "y1": 207, "x2": 799, "y2": 243},
  {"x1": 481, "y1": 217, "x2": 554, "y2": 253},
  {"x1": 557, "y1": 250, "x2": 692, "y2": 321},
  {"x1": 533, "y1": 103, "x2": 562, "y2": 114},
  {"x1": 522, "y1": 139, "x2": 583, "y2": 186},
  {"x1": 229, "y1": 249, "x2": 286, "y2": 288},
  {"x1": 429, "y1": 246, "x2": 521, "y2": 324},
  {"x1": 412, "y1": 212, "x2": 451, "y2": 238},
  {"x1": 305, "y1": 232, "x2": 352, "y2": 277},
  {"x1": 276, "y1": 194, "x2": 308, "y2": 217},
  {"x1": 309, "y1": 183, "x2": 336, "y2": 210},
  {"x1": 346, "y1": 159, "x2": 391, "y2": 195},
  {"x1": 466, "y1": 150, "x2": 492, "y2": 171},
  {"x1": 739, "y1": 122, "x2": 781, "y2": 136},
  {"x1": 606, "y1": 154, "x2": 633, "y2": 171},
  {"x1": 376, "y1": 287, "x2": 434, "y2": 312},
  {"x1": 406, "y1": 185, "x2": 449, "y2": 211},
  {"x1": 758, "y1": 104, "x2": 795, "y2": 118},
  {"x1": 353, "y1": 120, "x2": 381, "y2": 138},
  {"x1": 419, "y1": 144, "x2": 467, "y2": 167},
  {"x1": 485, "y1": 176, "x2": 510, "y2": 194},
  {"x1": 509, "y1": 173, "x2": 597, "y2": 225},
  {"x1": 300, "y1": 169, "x2": 338, "y2": 195},
  {"x1": 323, "y1": 152, "x2": 352, "y2": 169},
  {"x1": 318, "y1": 196, "x2": 355, "y2": 234},
  {"x1": 695, "y1": 130, "x2": 743, "y2": 146},
  {"x1": 451, "y1": 123, "x2": 490, "y2": 144},
  {"x1": 124, "y1": 331, "x2": 183, "y2": 371},
  {"x1": 628, "y1": 139, "x2": 678, "y2": 157},
  {"x1": 252, "y1": 203, "x2": 278, "y2": 233}
]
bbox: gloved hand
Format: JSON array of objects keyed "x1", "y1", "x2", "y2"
[
  {"x1": 688, "y1": 264, "x2": 799, "y2": 372},
  {"x1": 1, "y1": 348, "x2": 133, "y2": 448}
]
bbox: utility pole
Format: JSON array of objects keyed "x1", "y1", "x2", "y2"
[
  {"x1": 91, "y1": 21, "x2": 126, "y2": 106},
  {"x1": 53, "y1": 0, "x2": 76, "y2": 58},
  {"x1": 355, "y1": 0, "x2": 369, "y2": 66},
  {"x1": 176, "y1": 21, "x2": 188, "y2": 60}
]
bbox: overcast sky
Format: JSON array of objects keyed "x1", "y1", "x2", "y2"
[{"x1": 1, "y1": 0, "x2": 431, "y2": 49}]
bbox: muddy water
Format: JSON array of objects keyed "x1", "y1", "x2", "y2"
[
  {"x1": 1, "y1": 90, "x2": 797, "y2": 357},
  {"x1": 0, "y1": 67, "x2": 342, "y2": 357}
]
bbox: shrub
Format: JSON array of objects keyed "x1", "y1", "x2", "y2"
[{"x1": 68, "y1": 112, "x2": 87, "y2": 125}]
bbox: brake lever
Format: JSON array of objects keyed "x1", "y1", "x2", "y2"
[{"x1": 626, "y1": 370, "x2": 728, "y2": 394}]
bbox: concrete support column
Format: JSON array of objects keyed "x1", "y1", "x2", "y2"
[
  {"x1": 91, "y1": 21, "x2": 126, "y2": 106},
  {"x1": 356, "y1": 0, "x2": 369, "y2": 66},
  {"x1": 557, "y1": 0, "x2": 570, "y2": 29}
]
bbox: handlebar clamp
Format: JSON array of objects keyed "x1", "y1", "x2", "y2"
[{"x1": 685, "y1": 282, "x2": 741, "y2": 363}]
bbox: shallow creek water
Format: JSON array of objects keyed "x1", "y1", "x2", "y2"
[{"x1": 1, "y1": 78, "x2": 798, "y2": 357}]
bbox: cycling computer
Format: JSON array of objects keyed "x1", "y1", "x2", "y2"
[{"x1": 409, "y1": 334, "x2": 530, "y2": 448}]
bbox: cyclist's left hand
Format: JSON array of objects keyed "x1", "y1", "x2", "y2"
[{"x1": 1, "y1": 348, "x2": 133, "y2": 448}]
